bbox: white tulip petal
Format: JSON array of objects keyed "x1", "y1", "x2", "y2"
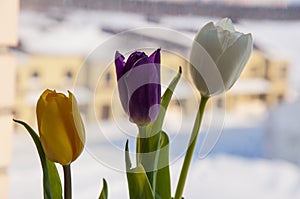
[
  {"x1": 195, "y1": 22, "x2": 223, "y2": 62},
  {"x1": 216, "y1": 33, "x2": 253, "y2": 90},
  {"x1": 189, "y1": 18, "x2": 253, "y2": 97},
  {"x1": 216, "y1": 18, "x2": 235, "y2": 32},
  {"x1": 190, "y1": 40, "x2": 225, "y2": 96},
  {"x1": 217, "y1": 29, "x2": 243, "y2": 52}
]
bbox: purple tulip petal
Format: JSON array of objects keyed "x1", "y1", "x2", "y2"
[
  {"x1": 115, "y1": 51, "x2": 125, "y2": 80},
  {"x1": 124, "y1": 51, "x2": 146, "y2": 74},
  {"x1": 128, "y1": 57, "x2": 161, "y2": 125},
  {"x1": 133, "y1": 56, "x2": 160, "y2": 86},
  {"x1": 132, "y1": 55, "x2": 151, "y2": 68},
  {"x1": 129, "y1": 83, "x2": 160, "y2": 125},
  {"x1": 149, "y1": 49, "x2": 161, "y2": 85},
  {"x1": 117, "y1": 81, "x2": 129, "y2": 114},
  {"x1": 115, "y1": 49, "x2": 161, "y2": 125},
  {"x1": 149, "y1": 48, "x2": 161, "y2": 64}
]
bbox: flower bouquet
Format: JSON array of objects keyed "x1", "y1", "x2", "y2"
[{"x1": 14, "y1": 18, "x2": 252, "y2": 199}]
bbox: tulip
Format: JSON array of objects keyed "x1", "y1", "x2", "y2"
[
  {"x1": 115, "y1": 49, "x2": 161, "y2": 126},
  {"x1": 190, "y1": 18, "x2": 253, "y2": 97},
  {"x1": 36, "y1": 89, "x2": 85, "y2": 165}
]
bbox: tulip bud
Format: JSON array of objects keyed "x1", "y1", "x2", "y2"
[
  {"x1": 190, "y1": 18, "x2": 253, "y2": 97},
  {"x1": 36, "y1": 89, "x2": 85, "y2": 165},
  {"x1": 114, "y1": 49, "x2": 161, "y2": 126}
]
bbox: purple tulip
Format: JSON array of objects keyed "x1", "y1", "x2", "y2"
[{"x1": 115, "y1": 49, "x2": 161, "y2": 126}]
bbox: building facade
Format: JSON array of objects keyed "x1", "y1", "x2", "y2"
[
  {"x1": 15, "y1": 47, "x2": 289, "y2": 128},
  {"x1": 0, "y1": 1, "x2": 19, "y2": 198},
  {"x1": 15, "y1": 55, "x2": 86, "y2": 127}
]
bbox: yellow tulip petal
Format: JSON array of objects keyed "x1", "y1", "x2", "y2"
[
  {"x1": 36, "y1": 89, "x2": 85, "y2": 165},
  {"x1": 39, "y1": 96, "x2": 73, "y2": 165},
  {"x1": 68, "y1": 91, "x2": 85, "y2": 161},
  {"x1": 36, "y1": 89, "x2": 54, "y2": 132}
]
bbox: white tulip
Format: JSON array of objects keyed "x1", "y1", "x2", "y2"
[{"x1": 190, "y1": 18, "x2": 253, "y2": 97}]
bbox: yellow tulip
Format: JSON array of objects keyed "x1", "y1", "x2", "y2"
[{"x1": 36, "y1": 89, "x2": 85, "y2": 165}]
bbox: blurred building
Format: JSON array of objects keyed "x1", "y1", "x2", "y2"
[
  {"x1": 15, "y1": 54, "x2": 88, "y2": 127},
  {"x1": 14, "y1": 51, "x2": 193, "y2": 125},
  {"x1": 14, "y1": 46, "x2": 289, "y2": 126},
  {"x1": 220, "y1": 48, "x2": 289, "y2": 116},
  {"x1": 0, "y1": 1, "x2": 19, "y2": 199},
  {"x1": 90, "y1": 51, "x2": 194, "y2": 123},
  {"x1": 13, "y1": 9, "x2": 290, "y2": 127}
]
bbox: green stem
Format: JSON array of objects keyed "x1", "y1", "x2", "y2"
[
  {"x1": 174, "y1": 96, "x2": 209, "y2": 199},
  {"x1": 63, "y1": 164, "x2": 72, "y2": 199},
  {"x1": 136, "y1": 125, "x2": 147, "y2": 164},
  {"x1": 151, "y1": 132, "x2": 161, "y2": 196}
]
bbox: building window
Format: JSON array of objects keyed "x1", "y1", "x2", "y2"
[
  {"x1": 264, "y1": 59, "x2": 270, "y2": 80},
  {"x1": 216, "y1": 98, "x2": 224, "y2": 108},
  {"x1": 66, "y1": 70, "x2": 73, "y2": 79},
  {"x1": 64, "y1": 70, "x2": 74, "y2": 85},
  {"x1": 259, "y1": 94, "x2": 266, "y2": 102},
  {"x1": 277, "y1": 95, "x2": 284, "y2": 103},
  {"x1": 280, "y1": 66, "x2": 287, "y2": 78},
  {"x1": 32, "y1": 71, "x2": 39, "y2": 78},
  {"x1": 30, "y1": 70, "x2": 40, "y2": 89},
  {"x1": 251, "y1": 66, "x2": 258, "y2": 76},
  {"x1": 105, "y1": 72, "x2": 111, "y2": 85},
  {"x1": 101, "y1": 105, "x2": 110, "y2": 120}
]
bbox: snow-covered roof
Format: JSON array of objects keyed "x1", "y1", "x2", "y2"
[
  {"x1": 161, "y1": 80, "x2": 195, "y2": 99},
  {"x1": 19, "y1": 11, "x2": 111, "y2": 56},
  {"x1": 25, "y1": 87, "x2": 92, "y2": 106},
  {"x1": 230, "y1": 78, "x2": 271, "y2": 95},
  {"x1": 18, "y1": 10, "x2": 167, "y2": 56},
  {"x1": 18, "y1": 10, "x2": 300, "y2": 90}
]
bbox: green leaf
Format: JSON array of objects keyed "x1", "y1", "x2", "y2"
[
  {"x1": 154, "y1": 131, "x2": 171, "y2": 199},
  {"x1": 99, "y1": 178, "x2": 108, "y2": 199},
  {"x1": 125, "y1": 141, "x2": 155, "y2": 199},
  {"x1": 140, "y1": 66, "x2": 181, "y2": 198},
  {"x1": 13, "y1": 119, "x2": 62, "y2": 199},
  {"x1": 148, "y1": 66, "x2": 182, "y2": 136},
  {"x1": 128, "y1": 67, "x2": 181, "y2": 198},
  {"x1": 46, "y1": 160, "x2": 62, "y2": 199},
  {"x1": 134, "y1": 131, "x2": 171, "y2": 199}
]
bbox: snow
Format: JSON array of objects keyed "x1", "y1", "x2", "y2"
[
  {"x1": 18, "y1": 10, "x2": 300, "y2": 92},
  {"x1": 184, "y1": 156, "x2": 300, "y2": 199},
  {"x1": 265, "y1": 100, "x2": 300, "y2": 165},
  {"x1": 23, "y1": 87, "x2": 92, "y2": 106},
  {"x1": 18, "y1": 10, "x2": 157, "y2": 56},
  {"x1": 11, "y1": 8, "x2": 300, "y2": 199},
  {"x1": 161, "y1": 80, "x2": 195, "y2": 100},
  {"x1": 19, "y1": 11, "x2": 104, "y2": 55},
  {"x1": 8, "y1": 129, "x2": 300, "y2": 199},
  {"x1": 231, "y1": 78, "x2": 271, "y2": 95}
]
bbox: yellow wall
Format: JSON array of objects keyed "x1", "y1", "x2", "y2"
[
  {"x1": 15, "y1": 55, "x2": 85, "y2": 127},
  {"x1": 0, "y1": 1, "x2": 19, "y2": 198},
  {"x1": 15, "y1": 49, "x2": 290, "y2": 124},
  {"x1": 227, "y1": 50, "x2": 289, "y2": 111}
]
